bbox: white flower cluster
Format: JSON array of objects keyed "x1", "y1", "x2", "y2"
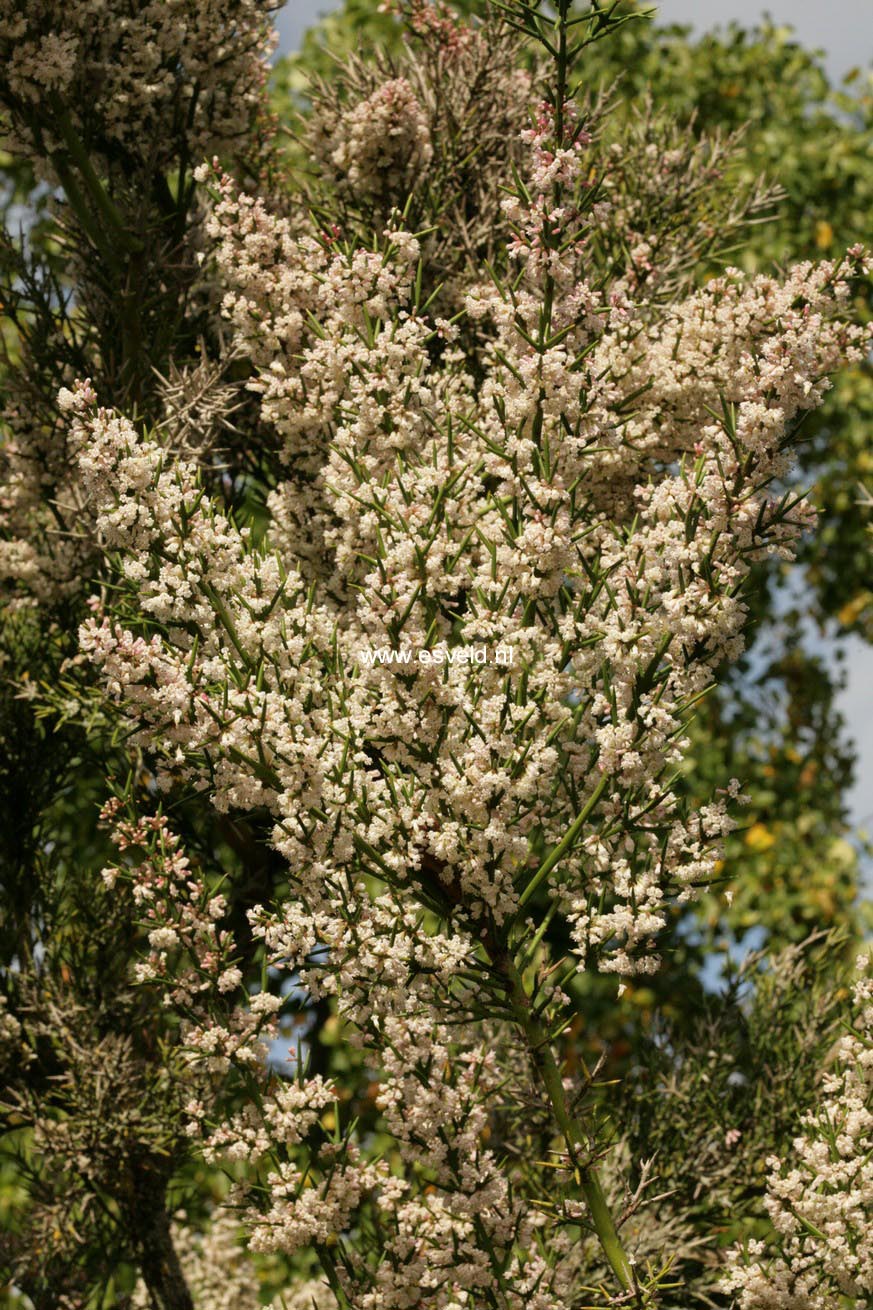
[
  {"x1": 311, "y1": 76, "x2": 434, "y2": 204},
  {"x1": 131, "y1": 1208, "x2": 338, "y2": 1310},
  {"x1": 0, "y1": 0, "x2": 276, "y2": 173},
  {"x1": 723, "y1": 952, "x2": 873, "y2": 1309},
  {"x1": 103, "y1": 791, "x2": 570, "y2": 1304},
  {"x1": 98, "y1": 799, "x2": 243, "y2": 1016},
  {"x1": 0, "y1": 1, "x2": 278, "y2": 619},
  {"x1": 76, "y1": 115, "x2": 869, "y2": 970}
]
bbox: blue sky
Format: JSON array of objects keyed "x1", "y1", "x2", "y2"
[
  {"x1": 656, "y1": 0, "x2": 873, "y2": 83},
  {"x1": 277, "y1": 0, "x2": 873, "y2": 80},
  {"x1": 274, "y1": 0, "x2": 873, "y2": 838}
]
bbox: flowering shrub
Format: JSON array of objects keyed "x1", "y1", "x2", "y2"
[
  {"x1": 1, "y1": 3, "x2": 872, "y2": 1308},
  {"x1": 724, "y1": 952, "x2": 873, "y2": 1307}
]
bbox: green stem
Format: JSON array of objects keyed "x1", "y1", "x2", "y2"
[
  {"x1": 497, "y1": 947, "x2": 635, "y2": 1294},
  {"x1": 50, "y1": 153, "x2": 119, "y2": 270},
  {"x1": 530, "y1": 0, "x2": 569, "y2": 464},
  {"x1": 51, "y1": 101, "x2": 144, "y2": 255},
  {"x1": 554, "y1": 0, "x2": 570, "y2": 144},
  {"x1": 517, "y1": 770, "x2": 609, "y2": 910}
]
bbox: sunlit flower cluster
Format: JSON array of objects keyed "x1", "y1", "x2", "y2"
[{"x1": 75, "y1": 121, "x2": 870, "y2": 971}]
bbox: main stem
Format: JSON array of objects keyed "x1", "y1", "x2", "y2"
[
  {"x1": 132, "y1": 1178, "x2": 195, "y2": 1310},
  {"x1": 494, "y1": 945, "x2": 635, "y2": 1294},
  {"x1": 500, "y1": 0, "x2": 637, "y2": 1289},
  {"x1": 503, "y1": 5, "x2": 634, "y2": 1293}
]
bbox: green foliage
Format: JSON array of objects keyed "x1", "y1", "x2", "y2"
[{"x1": 615, "y1": 932, "x2": 853, "y2": 1302}]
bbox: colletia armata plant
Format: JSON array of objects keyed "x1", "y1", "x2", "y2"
[{"x1": 2, "y1": 1, "x2": 872, "y2": 1307}]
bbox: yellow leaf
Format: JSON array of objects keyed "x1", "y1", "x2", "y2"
[
  {"x1": 744, "y1": 822, "x2": 776, "y2": 853},
  {"x1": 815, "y1": 220, "x2": 834, "y2": 250},
  {"x1": 828, "y1": 837, "x2": 857, "y2": 869},
  {"x1": 838, "y1": 592, "x2": 872, "y2": 626},
  {"x1": 813, "y1": 888, "x2": 836, "y2": 918}
]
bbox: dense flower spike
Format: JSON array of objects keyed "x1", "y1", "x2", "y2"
[
  {"x1": 74, "y1": 195, "x2": 870, "y2": 969},
  {"x1": 314, "y1": 77, "x2": 434, "y2": 205},
  {"x1": 303, "y1": 10, "x2": 533, "y2": 308}
]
